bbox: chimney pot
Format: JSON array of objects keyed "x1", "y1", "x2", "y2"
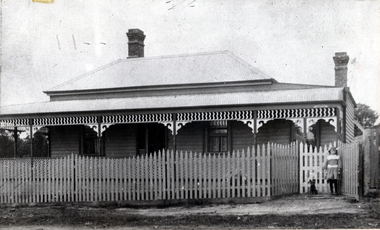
[
  {"x1": 127, "y1": 29, "x2": 145, "y2": 58},
  {"x1": 333, "y1": 52, "x2": 349, "y2": 87}
]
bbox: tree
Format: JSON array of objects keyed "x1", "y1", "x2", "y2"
[
  {"x1": 0, "y1": 129, "x2": 14, "y2": 158},
  {"x1": 0, "y1": 129, "x2": 49, "y2": 158},
  {"x1": 17, "y1": 132, "x2": 49, "y2": 158},
  {"x1": 354, "y1": 103, "x2": 379, "y2": 136}
]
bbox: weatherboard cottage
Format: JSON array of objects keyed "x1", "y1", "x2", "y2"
[{"x1": 0, "y1": 29, "x2": 356, "y2": 158}]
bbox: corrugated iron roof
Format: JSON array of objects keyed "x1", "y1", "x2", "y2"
[
  {"x1": 0, "y1": 88, "x2": 344, "y2": 116},
  {"x1": 46, "y1": 51, "x2": 270, "y2": 92}
]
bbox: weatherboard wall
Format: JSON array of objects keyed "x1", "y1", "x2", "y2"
[
  {"x1": 50, "y1": 126, "x2": 81, "y2": 157},
  {"x1": 104, "y1": 124, "x2": 137, "y2": 158}
]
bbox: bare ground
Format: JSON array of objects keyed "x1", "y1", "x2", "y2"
[{"x1": 0, "y1": 194, "x2": 379, "y2": 229}]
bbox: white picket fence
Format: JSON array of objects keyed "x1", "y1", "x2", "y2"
[
  {"x1": 299, "y1": 141, "x2": 359, "y2": 200},
  {"x1": 0, "y1": 143, "x2": 299, "y2": 204}
]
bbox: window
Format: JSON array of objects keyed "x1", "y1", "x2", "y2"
[
  {"x1": 84, "y1": 126, "x2": 99, "y2": 156},
  {"x1": 208, "y1": 121, "x2": 228, "y2": 152}
]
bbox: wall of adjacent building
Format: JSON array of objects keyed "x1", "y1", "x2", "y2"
[{"x1": 345, "y1": 94, "x2": 356, "y2": 143}]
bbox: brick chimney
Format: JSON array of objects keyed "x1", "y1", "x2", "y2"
[
  {"x1": 333, "y1": 52, "x2": 349, "y2": 87},
  {"x1": 127, "y1": 29, "x2": 145, "y2": 58}
]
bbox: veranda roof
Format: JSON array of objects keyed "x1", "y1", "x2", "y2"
[{"x1": 1, "y1": 87, "x2": 344, "y2": 116}]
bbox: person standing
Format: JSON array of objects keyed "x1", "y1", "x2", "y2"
[
  {"x1": 306, "y1": 127, "x2": 315, "y2": 148},
  {"x1": 322, "y1": 147, "x2": 342, "y2": 195}
]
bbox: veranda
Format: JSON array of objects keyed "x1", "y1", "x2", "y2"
[{"x1": 0, "y1": 141, "x2": 360, "y2": 204}]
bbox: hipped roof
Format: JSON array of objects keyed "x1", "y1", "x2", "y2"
[{"x1": 46, "y1": 51, "x2": 270, "y2": 93}]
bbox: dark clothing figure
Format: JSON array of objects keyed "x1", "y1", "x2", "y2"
[
  {"x1": 306, "y1": 130, "x2": 315, "y2": 147},
  {"x1": 328, "y1": 179, "x2": 338, "y2": 194},
  {"x1": 308, "y1": 178, "x2": 318, "y2": 194},
  {"x1": 307, "y1": 173, "x2": 318, "y2": 194},
  {"x1": 306, "y1": 127, "x2": 315, "y2": 151}
]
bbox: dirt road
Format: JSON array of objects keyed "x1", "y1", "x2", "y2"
[{"x1": 0, "y1": 194, "x2": 379, "y2": 229}]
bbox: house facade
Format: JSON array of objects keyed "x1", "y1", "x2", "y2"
[{"x1": 0, "y1": 29, "x2": 356, "y2": 158}]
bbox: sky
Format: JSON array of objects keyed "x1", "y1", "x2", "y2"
[{"x1": 1, "y1": 0, "x2": 380, "y2": 119}]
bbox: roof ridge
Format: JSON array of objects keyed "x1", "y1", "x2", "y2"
[
  {"x1": 46, "y1": 60, "x2": 123, "y2": 92},
  {"x1": 224, "y1": 52, "x2": 271, "y2": 79},
  {"x1": 118, "y1": 50, "x2": 231, "y2": 62}
]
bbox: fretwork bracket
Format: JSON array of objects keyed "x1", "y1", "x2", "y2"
[
  {"x1": 87, "y1": 123, "x2": 113, "y2": 137},
  {"x1": 256, "y1": 119, "x2": 272, "y2": 131},
  {"x1": 159, "y1": 121, "x2": 191, "y2": 135},
  {"x1": 238, "y1": 120, "x2": 255, "y2": 133},
  {"x1": 306, "y1": 117, "x2": 337, "y2": 132}
]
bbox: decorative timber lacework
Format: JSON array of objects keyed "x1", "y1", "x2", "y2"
[
  {"x1": 34, "y1": 116, "x2": 98, "y2": 126},
  {"x1": 102, "y1": 114, "x2": 173, "y2": 136},
  {"x1": 257, "y1": 108, "x2": 336, "y2": 119},
  {"x1": 0, "y1": 108, "x2": 339, "y2": 135},
  {"x1": 177, "y1": 111, "x2": 253, "y2": 121},
  {"x1": 172, "y1": 111, "x2": 254, "y2": 136},
  {"x1": 257, "y1": 108, "x2": 338, "y2": 133},
  {"x1": 0, "y1": 119, "x2": 29, "y2": 129},
  {"x1": 102, "y1": 114, "x2": 172, "y2": 124}
]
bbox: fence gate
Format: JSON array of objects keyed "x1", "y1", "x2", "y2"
[{"x1": 299, "y1": 141, "x2": 360, "y2": 200}]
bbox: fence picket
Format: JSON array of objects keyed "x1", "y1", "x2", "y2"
[
  {"x1": 236, "y1": 150, "x2": 241, "y2": 198},
  {"x1": 157, "y1": 152, "x2": 161, "y2": 200},
  {"x1": 179, "y1": 151, "x2": 184, "y2": 199},
  {"x1": 91, "y1": 157, "x2": 95, "y2": 201},
  {"x1": 182, "y1": 151, "x2": 186, "y2": 199},
  {"x1": 265, "y1": 143, "x2": 270, "y2": 197},
  {"x1": 76, "y1": 156, "x2": 80, "y2": 202},
  {"x1": 127, "y1": 157, "x2": 131, "y2": 200},
  {"x1": 0, "y1": 161, "x2": 3, "y2": 203},
  {"x1": 271, "y1": 144, "x2": 276, "y2": 196},
  {"x1": 197, "y1": 152, "x2": 201, "y2": 199},
  {"x1": 246, "y1": 148, "x2": 251, "y2": 197},
  {"x1": 190, "y1": 151, "x2": 194, "y2": 199},
  {"x1": 22, "y1": 160, "x2": 25, "y2": 203},
  {"x1": 258, "y1": 145, "x2": 262, "y2": 197},
  {"x1": 202, "y1": 153, "x2": 206, "y2": 199},
  {"x1": 231, "y1": 151, "x2": 235, "y2": 198},
  {"x1": 6, "y1": 160, "x2": 9, "y2": 203},
  {"x1": 211, "y1": 154, "x2": 216, "y2": 199},
  {"x1": 161, "y1": 151, "x2": 166, "y2": 200},
  {"x1": 64, "y1": 157, "x2": 68, "y2": 202},
  {"x1": 57, "y1": 158, "x2": 61, "y2": 202},
  {"x1": 202, "y1": 154, "x2": 206, "y2": 199},
  {"x1": 171, "y1": 150, "x2": 175, "y2": 200},
  {"x1": 147, "y1": 154, "x2": 151, "y2": 200},
  {"x1": 101, "y1": 157, "x2": 105, "y2": 201}
]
